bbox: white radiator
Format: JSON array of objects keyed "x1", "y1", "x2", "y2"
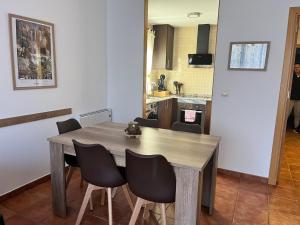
[{"x1": 79, "y1": 109, "x2": 112, "y2": 127}]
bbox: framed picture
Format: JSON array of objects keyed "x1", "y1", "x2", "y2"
[
  {"x1": 9, "y1": 14, "x2": 57, "y2": 90},
  {"x1": 228, "y1": 41, "x2": 270, "y2": 71}
]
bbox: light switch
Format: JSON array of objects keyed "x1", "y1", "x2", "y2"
[{"x1": 221, "y1": 92, "x2": 229, "y2": 97}]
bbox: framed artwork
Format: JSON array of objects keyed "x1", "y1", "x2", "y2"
[
  {"x1": 9, "y1": 14, "x2": 57, "y2": 90},
  {"x1": 228, "y1": 41, "x2": 270, "y2": 71}
]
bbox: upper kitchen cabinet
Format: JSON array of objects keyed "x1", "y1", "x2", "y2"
[{"x1": 152, "y1": 24, "x2": 174, "y2": 70}]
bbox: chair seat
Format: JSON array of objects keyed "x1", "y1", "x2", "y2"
[{"x1": 64, "y1": 154, "x2": 79, "y2": 167}]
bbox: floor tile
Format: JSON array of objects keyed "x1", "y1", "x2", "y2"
[
  {"x1": 232, "y1": 206, "x2": 268, "y2": 225},
  {"x1": 269, "y1": 195, "x2": 300, "y2": 216},
  {"x1": 0, "y1": 204, "x2": 15, "y2": 220},
  {"x1": 269, "y1": 210, "x2": 300, "y2": 225},
  {"x1": 5, "y1": 215, "x2": 36, "y2": 225},
  {"x1": 239, "y1": 178, "x2": 269, "y2": 195},
  {"x1": 236, "y1": 190, "x2": 268, "y2": 209},
  {"x1": 269, "y1": 186, "x2": 300, "y2": 200}
]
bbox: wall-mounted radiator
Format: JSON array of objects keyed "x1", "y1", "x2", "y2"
[{"x1": 79, "y1": 108, "x2": 112, "y2": 127}]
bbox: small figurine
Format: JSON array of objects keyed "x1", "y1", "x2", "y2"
[{"x1": 158, "y1": 74, "x2": 166, "y2": 91}]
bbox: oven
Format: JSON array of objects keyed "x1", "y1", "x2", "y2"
[
  {"x1": 177, "y1": 102, "x2": 206, "y2": 133},
  {"x1": 180, "y1": 110, "x2": 203, "y2": 125}
]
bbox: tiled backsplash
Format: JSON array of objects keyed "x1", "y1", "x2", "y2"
[{"x1": 149, "y1": 26, "x2": 217, "y2": 96}]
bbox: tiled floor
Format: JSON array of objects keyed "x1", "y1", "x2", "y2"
[{"x1": 1, "y1": 131, "x2": 300, "y2": 225}]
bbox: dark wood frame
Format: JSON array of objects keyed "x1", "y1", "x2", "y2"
[
  {"x1": 228, "y1": 41, "x2": 271, "y2": 71},
  {"x1": 9, "y1": 13, "x2": 57, "y2": 90},
  {"x1": 269, "y1": 7, "x2": 300, "y2": 185}
]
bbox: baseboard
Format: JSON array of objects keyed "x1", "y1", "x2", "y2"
[
  {"x1": 217, "y1": 168, "x2": 268, "y2": 184},
  {"x1": 0, "y1": 174, "x2": 51, "y2": 202}
]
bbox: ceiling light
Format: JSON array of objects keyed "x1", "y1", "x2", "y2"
[{"x1": 187, "y1": 12, "x2": 201, "y2": 18}]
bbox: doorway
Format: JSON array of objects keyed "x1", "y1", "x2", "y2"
[
  {"x1": 269, "y1": 7, "x2": 300, "y2": 185},
  {"x1": 142, "y1": 0, "x2": 219, "y2": 132}
]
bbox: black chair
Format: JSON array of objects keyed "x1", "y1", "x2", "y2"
[
  {"x1": 126, "y1": 149, "x2": 176, "y2": 225},
  {"x1": 73, "y1": 140, "x2": 133, "y2": 225},
  {"x1": 134, "y1": 117, "x2": 159, "y2": 128},
  {"x1": 56, "y1": 118, "x2": 82, "y2": 188},
  {"x1": 0, "y1": 214, "x2": 4, "y2": 225},
  {"x1": 171, "y1": 121, "x2": 202, "y2": 134}
]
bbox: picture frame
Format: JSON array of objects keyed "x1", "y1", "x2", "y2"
[
  {"x1": 9, "y1": 13, "x2": 57, "y2": 90},
  {"x1": 228, "y1": 41, "x2": 270, "y2": 71}
]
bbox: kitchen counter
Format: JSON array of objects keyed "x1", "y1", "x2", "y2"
[{"x1": 146, "y1": 94, "x2": 212, "y2": 105}]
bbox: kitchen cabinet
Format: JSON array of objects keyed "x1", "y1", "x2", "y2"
[
  {"x1": 158, "y1": 98, "x2": 177, "y2": 129},
  {"x1": 152, "y1": 25, "x2": 174, "y2": 70},
  {"x1": 204, "y1": 100, "x2": 212, "y2": 134}
]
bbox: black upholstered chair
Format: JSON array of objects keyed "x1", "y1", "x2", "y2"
[
  {"x1": 73, "y1": 140, "x2": 133, "y2": 225},
  {"x1": 126, "y1": 149, "x2": 176, "y2": 225},
  {"x1": 56, "y1": 118, "x2": 82, "y2": 188},
  {"x1": 0, "y1": 213, "x2": 4, "y2": 225},
  {"x1": 134, "y1": 117, "x2": 159, "y2": 128},
  {"x1": 171, "y1": 121, "x2": 202, "y2": 134}
]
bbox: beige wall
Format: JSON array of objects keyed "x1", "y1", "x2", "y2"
[{"x1": 150, "y1": 25, "x2": 217, "y2": 96}]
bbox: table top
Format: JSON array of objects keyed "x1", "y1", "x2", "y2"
[{"x1": 48, "y1": 122, "x2": 220, "y2": 170}]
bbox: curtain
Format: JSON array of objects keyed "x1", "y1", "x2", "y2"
[{"x1": 146, "y1": 28, "x2": 155, "y2": 95}]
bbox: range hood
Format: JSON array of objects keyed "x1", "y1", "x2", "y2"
[{"x1": 188, "y1": 24, "x2": 213, "y2": 68}]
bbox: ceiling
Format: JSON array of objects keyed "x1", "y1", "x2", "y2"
[{"x1": 148, "y1": 0, "x2": 219, "y2": 27}]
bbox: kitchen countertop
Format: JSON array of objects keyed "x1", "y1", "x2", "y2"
[{"x1": 146, "y1": 94, "x2": 212, "y2": 105}]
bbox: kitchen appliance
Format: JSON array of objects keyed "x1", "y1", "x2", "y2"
[
  {"x1": 177, "y1": 102, "x2": 206, "y2": 133},
  {"x1": 188, "y1": 24, "x2": 213, "y2": 67},
  {"x1": 173, "y1": 81, "x2": 183, "y2": 95}
]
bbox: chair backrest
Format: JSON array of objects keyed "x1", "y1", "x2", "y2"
[
  {"x1": 73, "y1": 140, "x2": 126, "y2": 187},
  {"x1": 134, "y1": 117, "x2": 159, "y2": 128},
  {"x1": 171, "y1": 121, "x2": 202, "y2": 134},
  {"x1": 56, "y1": 118, "x2": 82, "y2": 134},
  {"x1": 125, "y1": 149, "x2": 176, "y2": 203}
]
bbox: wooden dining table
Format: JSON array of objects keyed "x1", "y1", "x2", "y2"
[{"x1": 48, "y1": 122, "x2": 220, "y2": 225}]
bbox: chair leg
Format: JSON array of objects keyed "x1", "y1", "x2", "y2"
[
  {"x1": 143, "y1": 203, "x2": 155, "y2": 219},
  {"x1": 75, "y1": 184, "x2": 94, "y2": 225},
  {"x1": 66, "y1": 166, "x2": 74, "y2": 189},
  {"x1": 89, "y1": 192, "x2": 94, "y2": 211},
  {"x1": 160, "y1": 203, "x2": 167, "y2": 225},
  {"x1": 121, "y1": 185, "x2": 134, "y2": 211},
  {"x1": 107, "y1": 188, "x2": 113, "y2": 225},
  {"x1": 143, "y1": 204, "x2": 149, "y2": 219},
  {"x1": 112, "y1": 187, "x2": 118, "y2": 198},
  {"x1": 100, "y1": 189, "x2": 106, "y2": 206},
  {"x1": 129, "y1": 197, "x2": 144, "y2": 225}
]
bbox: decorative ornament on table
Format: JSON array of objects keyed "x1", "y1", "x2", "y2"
[{"x1": 125, "y1": 121, "x2": 142, "y2": 138}]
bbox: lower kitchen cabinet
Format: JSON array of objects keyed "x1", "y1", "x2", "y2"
[
  {"x1": 204, "y1": 100, "x2": 212, "y2": 134},
  {"x1": 158, "y1": 98, "x2": 177, "y2": 129}
]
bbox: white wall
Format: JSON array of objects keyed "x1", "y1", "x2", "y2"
[
  {"x1": 0, "y1": 0, "x2": 107, "y2": 195},
  {"x1": 107, "y1": 0, "x2": 144, "y2": 123},
  {"x1": 211, "y1": 0, "x2": 300, "y2": 177}
]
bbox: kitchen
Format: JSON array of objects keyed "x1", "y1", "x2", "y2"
[{"x1": 144, "y1": 0, "x2": 218, "y2": 134}]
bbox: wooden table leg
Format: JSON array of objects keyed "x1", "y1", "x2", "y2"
[
  {"x1": 50, "y1": 142, "x2": 67, "y2": 217},
  {"x1": 202, "y1": 145, "x2": 219, "y2": 215},
  {"x1": 174, "y1": 167, "x2": 200, "y2": 225}
]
